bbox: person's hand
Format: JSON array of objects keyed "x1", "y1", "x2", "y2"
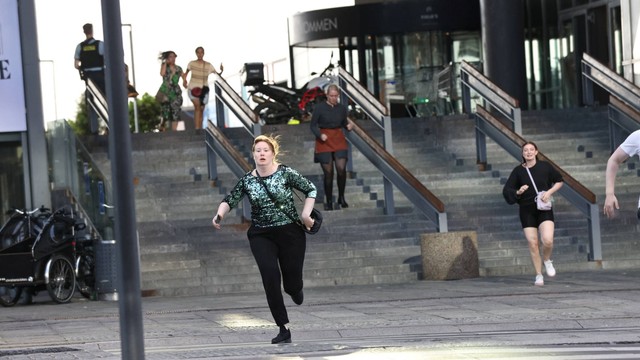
[
  {"x1": 540, "y1": 192, "x2": 550, "y2": 203},
  {"x1": 604, "y1": 194, "x2": 619, "y2": 219},
  {"x1": 516, "y1": 185, "x2": 528, "y2": 195},
  {"x1": 182, "y1": 80, "x2": 188, "y2": 88},
  {"x1": 212, "y1": 214, "x2": 222, "y2": 229},
  {"x1": 320, "y1": 134, "x2": 328, "y2": 142},
  {"x1": 346, "y1": 119, "x2": 354, "y2": 131},
  {"x1": 301, "y1": 213, "x2": 314, "y2": 230}
]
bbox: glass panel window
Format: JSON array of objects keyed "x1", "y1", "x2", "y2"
[{"x1": 0, "y1": 140, "x2": 25, "y2": 226}]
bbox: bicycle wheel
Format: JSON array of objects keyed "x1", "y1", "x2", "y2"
[
  {"x1": 0, "y1": 286, "x2": 23, "y2": 307},
  {"x1": 75, "y1": 254, "x2": 96, "y2": 299},
  {"x1": 46, "y1": 255, "x2": 76, "y2": 303}
]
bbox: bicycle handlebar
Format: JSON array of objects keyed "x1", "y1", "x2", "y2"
[{"x1": 10, "y1": 206, "x2": 50, "y2": 216}]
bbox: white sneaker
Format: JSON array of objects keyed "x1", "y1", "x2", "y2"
[
  {"x1": 544, "y1": 260, "x2": 556, "y2": 277},
  {"x1": 535, "y1": 274, "x2": 544, "y2": 286}
]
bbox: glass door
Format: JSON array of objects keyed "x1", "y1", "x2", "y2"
[
  {"x1": 0, "y1": 139, "x2": 25, "y2": 226},
  {"x1": 451, "y1": 32, "x2": 482, "y2": 113}
]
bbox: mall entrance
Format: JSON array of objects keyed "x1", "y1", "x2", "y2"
[{"x1": 0, "y1": 136, "x2": 26, "y2": 226}]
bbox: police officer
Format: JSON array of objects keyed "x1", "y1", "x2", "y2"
[{"x1": 74, "y1": 23, "x2": 105, "y2": 94}]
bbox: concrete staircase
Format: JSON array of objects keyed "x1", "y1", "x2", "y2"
[
  {"x1": 367, "y1": 108, "x2": 640, "y2": 276},
  {"x1": 80, "y1": 106, "x2": 640, "y2": 296}
]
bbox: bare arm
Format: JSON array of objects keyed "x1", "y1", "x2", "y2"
[
  {"x1": 604, "y1": 147, "x2": 630, "y2": 218},
  {"x1": 540, "y1": 181, "x2": 563, "y2": 202},
  {"x1": 299, "y1": 196, "x2": 317, "y2": 230},
  {"x1": 160, "y1": 62, "x2": 167, "y2": 77},
  {"x1": 212, "y1": 202, "x2": 231, "y2": 229},
  {"x1": 182, "y1": 68, "x2": 190, "y2": 87}
]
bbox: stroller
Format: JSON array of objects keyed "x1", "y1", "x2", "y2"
[{"x1": 0, "y1": 206, "x2": 94, "y2": 306}]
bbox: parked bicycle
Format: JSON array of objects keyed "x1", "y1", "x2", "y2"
[{"x1": 0, "y1": 206, "x2": 95, "y2": 306}]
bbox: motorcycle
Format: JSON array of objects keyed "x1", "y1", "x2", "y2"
[{"x1": 246, "y1": 55, "x2": 338, "y2": 125}]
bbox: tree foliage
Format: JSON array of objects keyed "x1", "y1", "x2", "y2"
[
  {"x1": 69, "y1": 94, "x2": 90, "y2": 136},
  {"x1": 70, "y1": 92, "x2": 162, "y2": 134},
  {"x1": 129, "y1": 93, "x2": 162, "y2": 132}
]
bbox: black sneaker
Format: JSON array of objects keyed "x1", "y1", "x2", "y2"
[{"x1": 271, "y1": 328, "x2": 291, "y2": 344}]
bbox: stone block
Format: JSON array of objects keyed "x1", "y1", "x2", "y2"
[{"x1": 420, "y1": 231, "x2": 479, "y2": 280}]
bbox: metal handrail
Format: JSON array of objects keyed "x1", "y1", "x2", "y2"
[
  {"x1": 582, "y1": 53, "x2": 640, "y2": 113},
  {"x1": 205, "y1": 67, "x2": 447, "y2": 231},
  {"x1": 336, "y1": 67, "x2": 447, "y2": 231},
  {"x1": 211, "y1": 73, "x2": 259, "y2": 136},
  {"x1": 337, "y1": 66, "x2": 395, "y2": 214},
  {"x1": 206, "y1": 74, "x2": 260, "y2": 221},
  {"x1": 47, "y1": 120, "x2": 114, "y2": 241},
  {"x1": 475, "y1": 105, "x2": 602, "y2": 261},
  {"x1": 460, "y1": 60, "x2": 522, "y2": 134},
  {"x1": 347, "y1": 121, "x2": 447, "y2": 232},
  {"x1": 607, "y1": 96, "x2": 640, "y2": 152},
  {"x1": 204, "y1": 122, "x2": 252, "y2": 221},
  {"x1": 582, "y1": 53, "x2": 640, "y2": 152},
  {"x1": 86, "y1": 78, "x2": 109, "y2": 132},
  {"x1": 338, "y1": 67, "x2": 387, "y2": 129}
]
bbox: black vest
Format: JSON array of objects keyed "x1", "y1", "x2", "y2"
[{"x1": 79, "y1": 38, "x2": 104, "y2": 70}]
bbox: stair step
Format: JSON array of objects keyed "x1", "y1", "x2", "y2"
[{"x1": 80, "y1": 107, "x2": 640, "y2": 297}]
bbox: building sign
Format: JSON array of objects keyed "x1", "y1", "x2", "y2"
[
  {"x1": 0, "y1": 0, "x2": 27, "y2": 132},
  {"x1": 289, "y1": 0, "x2": 480, "y2": 46},
  {"x1": 289, "y1": 7, "x2": 359, "y2": 45}
]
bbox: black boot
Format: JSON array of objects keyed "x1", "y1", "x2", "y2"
[
  {"x1": 324, "y1": 194, "x2": 333, "y2": 211},
  {"x1": 337, "y1": 196, "x2": 349, "y2": 209},
  {"x1": 291, "y1": 290, "x2": 304, "y2": 305},
  {"x1": 271, "y1": 326, "x2": 291, "y2": 344}
]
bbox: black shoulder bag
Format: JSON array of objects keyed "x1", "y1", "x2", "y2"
[{"x1": 255, "y1": 169, "x2": 322, "y2": 235}]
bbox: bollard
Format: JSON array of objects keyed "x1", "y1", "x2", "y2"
[
  {"x1": 94, "y1": 239, "x2": 119, "y2": 301},
  {"x1": 420, "y1": 231, "x2": 479, "y2": 280}
]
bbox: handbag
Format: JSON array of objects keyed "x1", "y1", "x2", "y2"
[
  {"x1": 190, "y1": 86, "x2": 210, "y2": 102},
  {"x1": 525, "y1": 166, "x2": 552, "y2": 211},
  {"x1": 190, "y1": 87, "x2": 203, "y2": 97},
  {"x1": 255, "y1": 169, "x2": 322, "y2": 234},
  {"x1": 155, "y1": 88, "x2": 168, "y2": 103}
]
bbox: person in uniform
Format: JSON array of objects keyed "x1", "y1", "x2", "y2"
[{"x1": 74, "y1": 23, "x2": 105, "y2": 94}]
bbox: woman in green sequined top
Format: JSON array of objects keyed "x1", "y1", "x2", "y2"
[{"x1": 212, "y1": 134, "x2": 317, "y2": 344}]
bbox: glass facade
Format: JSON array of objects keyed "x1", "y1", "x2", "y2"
[
  {"x1": 290, "y1": 0, "x2": 625, "y2": 114},
  {"x1": 47, "y1": 120, "x2": 115, "y2": 241},
  {"x1": 291, "y1": 30, "x2": 481, "y2": 117},
  {"x1": 0, "y1": 138, "x2": 25, "y2": 226}
]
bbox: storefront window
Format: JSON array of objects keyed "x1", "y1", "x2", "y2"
[
  {"x1": 0, "y1": 140, "x2": 25, "y2": 226},
  {"x1": 292, "y1": 46, "x2": 337, "y2": 90}
]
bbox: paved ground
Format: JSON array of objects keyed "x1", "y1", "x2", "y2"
[{"x1": 2, "y1": 269, "x2": 640, "y2": 359}]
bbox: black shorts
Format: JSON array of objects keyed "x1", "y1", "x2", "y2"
[
  {"x1": 519, "y1": 203, "x2": 554, "y2": 228},
  {"x1": 314, "y1": 150, "x2": 348, "y2": 164}
]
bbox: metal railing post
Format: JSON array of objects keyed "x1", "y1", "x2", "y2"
[
  {"x1": 475, "y1": 116, "x2": 487, "y2": 166},
  {"x1": 581, "y1": 63, "x2": 595, "y2": 106},
  {"x1": 382, "y1": 115, "x2": 395, "y2": 215},
  {"x1": 205, "y1": 129, "x2": 218, "y2": 182},
  {"x1": 461, "y1": 72, "x2": 472, "y2": 118},
  {"x1": 215, "y1": 84, "x2": 225, "y2": 128},
  {"x1": 588, "y1": 203, "x2": 602, "y2": 261}
]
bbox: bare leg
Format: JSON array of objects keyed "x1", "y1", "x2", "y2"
[
  {"x1": 193, "y1": 98, "x2": 203, "y2": 129},
  {"x1": 523, "y1": 227, "x2": 542, "y2": 275},
  {"x1": 539, "y1": 220, "x2": 555, "y2": 261}
]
